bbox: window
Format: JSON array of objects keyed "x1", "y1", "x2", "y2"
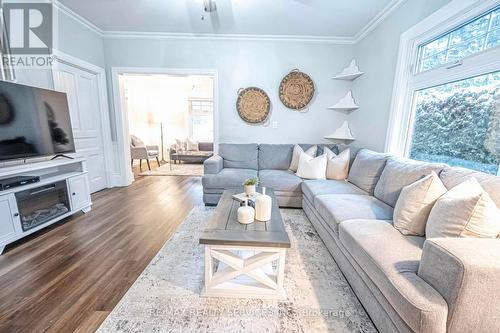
[
  {"x1": 416, "y1": 6, "x2": 500, "y2": 73},
  {"x1": 408, "y1": 71, "x2": 500, "y2": 174},
  {"x1": 188, "y1": 99, "x2": 213, "y2": 141},
  {"x1": 388, "y1": 1, "x2": 500, "y2": 175}
]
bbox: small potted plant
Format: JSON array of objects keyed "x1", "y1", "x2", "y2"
[{"x1": 243, "y1": 177, "x2": 258, "y2": 197}]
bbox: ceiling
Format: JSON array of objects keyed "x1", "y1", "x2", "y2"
[{"x1": 57, "y1": 0, "x2": 401, "y2": 40}]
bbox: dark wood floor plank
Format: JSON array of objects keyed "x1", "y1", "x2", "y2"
[{"x1": 0, "y1": 174, "x2": 203, "y2": 333}]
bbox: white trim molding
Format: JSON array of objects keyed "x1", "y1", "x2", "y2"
[
  {"x1": 52, "y1": 0, "x2": 405, "y2": 45},
  {"x1": 51, "y1": 50, "x2": 118, "y2": 187},
  {"x1": 385, "y1": 0, "x2": 500, "y2": 155},
  {"x1": 53, "y1": 0, "x2": 104, "y2": 36},
  {"x1": 101, "y1": 31, "x2": 354, "y2": 44},
  {"x1": 353, "y1": 0, "x2": 406, "y2": 43},
  {"x1": 111, "y1": 67, "x2": 219, "y2": 186}
]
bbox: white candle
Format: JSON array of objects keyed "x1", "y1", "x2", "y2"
[{"x1": 237, "y1": 199, "x2": 255, "y2": 224}]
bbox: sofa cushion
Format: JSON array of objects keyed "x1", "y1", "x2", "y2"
[
  {"x1": 348, "y1": 149, "x2": 390, "y2": 194},
  {"x1": 393, "y1": 172, "x2": 447, "y2": 236},
  {"x1": 202, "y1": 168, "x2": 258, "y2": 189},
  {"x1": 302, "y1": 180, "x2": 367, "y2": 205},
  {"x1": 339, "y1": 220, "x2": 448, "y2": 332},
  {"x1": 258, "y1": 144, "x2": 294, "y2": 170},
  {"x1": 258, "y1": 144, "x2": 339, "y2": 171},
  {"x1": 338, "y1": 144, "x2": 361, "y2": 168},
  {"x1": 314, "y1": 194, "x2": 393, "y2": 232},
  {"x1": 289, "y1": 145, "x2": 317, "y2": 172},
  {"x1": 296, "y1": 152, "x2": 327, "y2": 180},
  {"x1": 439, "y1": 166, "x2": 500, "y2": 207},
  {"x1": 324, "y1": 147, "x2": 350, "y2": 180},
  {"x1": 258, "y1": 169, "x2": 303, "y2": 193},
  {"x1": 374, "y1": 157, "x2": 446, "y2": 207},
  {"x1": 198, "y1": 142, "x2": 214, "y2": 152},
  {"x1": 219, "y1": 143, "x2": 258, "y2": 169},
  {"x1": 426, "y1": 178, "x2": 500, "y2": 238}
]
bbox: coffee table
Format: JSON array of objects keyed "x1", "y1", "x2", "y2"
[
  {"x1": 170, "y1": 151, "x2": 213, "y2": 169},
  {"x1": 199, "y1": 188, "x2": 290, "y2": 299}
]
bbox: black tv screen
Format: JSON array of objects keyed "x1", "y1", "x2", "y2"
[{"x1": 0, "y1": 80, "x2": 75, "y2": 161}]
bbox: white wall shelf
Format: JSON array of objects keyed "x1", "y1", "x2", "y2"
[
  {"x1": 324, "y1": 121, "x2": 356, "y2": 141},
  {"x1": 332, "y1": 59, "x2": 364, "y2": 81},
  {"x1": 328, "y1": 91, "x2": 359, "y2": 111}
]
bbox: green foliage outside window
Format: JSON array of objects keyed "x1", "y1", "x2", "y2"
[{"x1": 409, "y1": 72, "x2": 500, "y2": 174}]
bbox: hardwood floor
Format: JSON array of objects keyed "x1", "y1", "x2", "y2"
[
  {"x1": 132, "y1": 159, "x2": 166, "y2": 177},
  {"x1": 0, "y1": 175, "x2": 203, "y2": 333}
]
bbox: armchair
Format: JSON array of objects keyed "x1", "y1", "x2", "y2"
[{"x1": 130, "y1": 135, "x2": 160, "y2": 171}]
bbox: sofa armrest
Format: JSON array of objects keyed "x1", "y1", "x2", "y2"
[
  {"x1": 130, "y1": 146, "x2": 148, "y2": 159},
  {"x1": 204, "y1": 155, "x2": 223, "y2": 174},
  {"x1": 418, "y1": 238, "x2": 500, "y2": 332},
  {"x1": 146, "y1": 145, "x2": 159, "y2": 151}
]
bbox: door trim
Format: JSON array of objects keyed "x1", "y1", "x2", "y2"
[
  {"x1": 51, "y1": 50, "x2": 115, "y2": 189},
  {"x1": 111, "y1": 67, "x2": 219, "y2": 186}
]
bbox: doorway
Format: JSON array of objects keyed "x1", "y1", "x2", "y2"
[
  {"x1": 53, "y1": 56, "x2": 112, "y2": 193},
  {"x1": 113, "y1": 69, "x2": 218, "y2": 184}
]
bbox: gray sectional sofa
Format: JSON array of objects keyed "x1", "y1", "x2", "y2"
[
  {"x1": 202, "y1": 143, "x2": 347, "y2": 207},
  {"x1": 202, "y1": 144, "x2": 500, "y2": 333}
]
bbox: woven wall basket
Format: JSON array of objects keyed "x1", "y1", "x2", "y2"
[
  {"x1": 236, "y1": 87, "x2": 271, "y2": 124},
  {"x1": 279, "y1": 69, "x2": 315, "y2": 110}
]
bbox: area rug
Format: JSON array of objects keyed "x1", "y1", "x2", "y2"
[
  {"x1": 139, "y1": 163, "x2": 204, "y2": 177},
  {"x1": 97, "y1": 207, "x2": 376, "y2": 333}
]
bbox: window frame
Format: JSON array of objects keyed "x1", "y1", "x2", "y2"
[
  {"x1": 188, "y1": 97, "x2": 214, "y2": 141},
  {"x1": 386, "y1": 0, "x2": 500, "y2": 175},
  {"x1": 415, "y1": 5, "x2": 500, "y2": 74}
]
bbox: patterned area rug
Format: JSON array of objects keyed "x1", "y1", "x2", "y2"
[
  {"x1": 97, "y1": 207, "x2": 376, "y2": 333},
  {"x1": 139, "y1": 163, "x2": 204, "y2": 177}
]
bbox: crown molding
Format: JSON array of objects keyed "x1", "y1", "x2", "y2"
[
  {"x1": 52, "y1": 0, "x2": 406, "y2": 44},
  {"x1": 53, "y1": 0, "x2": 104, "y2": 37},
  {"x1": 353, "y1": 0, "x2": 406, "y2": 43},
  {"x1": 100, "y1": 31, "x2": 355, "y2": 44}
]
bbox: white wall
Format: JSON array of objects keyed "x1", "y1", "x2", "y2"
[
  {"x1": 104, "y1": 38, "x2": 355, "y2": 144},
  {"x1": 12, "y1": 2, "x2": 456, "y2": 154},
  {"x1": 350, "y1": 0, "x2": 452, "y2": 151},
  {"x1": 57, "y1": 11, "x2": 105, "y2": 68}
]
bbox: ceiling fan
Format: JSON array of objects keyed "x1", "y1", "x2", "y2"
[
  {"x1": 201, "y1": 0, "x2": 217, "y2": 21},
  {"x1": 203, "y1": 0, "x2": 217, "y2": 13}
]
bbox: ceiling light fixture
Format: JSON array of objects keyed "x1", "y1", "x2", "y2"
[
  {"x1": 201, "y1": 0, "x2": 217, "y2": 20},
  {"x1": 203, "y1": 0, "x2": 217, "y2": 13}
]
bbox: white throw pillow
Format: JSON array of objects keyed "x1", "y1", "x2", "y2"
[
  {"x1": 176, "y1": 138, "x2": 186, "y2": 151},
  {"x1": 186, "y1": 139, "x2": 199, "y2": 151},
  {"x1": 296, "y1": 152, "x2": 327, "y2": 180},
  {"x1": 393, "y1": 172, "x2": 447, "y2": 236},
  {"x1": 289, "y1": 145, "x2": 317, "y2": 172},
  {"x1": 426, "y1": 178, "x2": 500, "y2": 238},
  {"x1": 323, "y1": 147, "x2": 350, "y2": 180}
]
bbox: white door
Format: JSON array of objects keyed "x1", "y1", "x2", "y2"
[{"x1": 54, "y1": 63, "x2": 107, "y2": 193}]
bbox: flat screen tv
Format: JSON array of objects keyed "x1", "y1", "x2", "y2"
[{"x1": 0, "y1": 80, "x2": 75, "y2": 161}]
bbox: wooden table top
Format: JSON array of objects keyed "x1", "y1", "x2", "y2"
[{"x1": 199, "y1": 189, "x2": 291, "y2": 248}]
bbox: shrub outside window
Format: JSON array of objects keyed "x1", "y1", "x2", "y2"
[
  {"x1": 408, "y1": 71, "x2": 500, "y2": 174},
  {"x1": 400, "y1": 4, "x2": 500, "y2": 175}
]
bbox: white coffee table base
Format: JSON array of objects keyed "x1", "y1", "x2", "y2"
[{"x1": 201, "y1": 244, "x2": 287, "y2": 300}]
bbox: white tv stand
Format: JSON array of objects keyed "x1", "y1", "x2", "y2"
[{"x1": 0, "y1": 158, "x2": 92, "y2": 255}]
